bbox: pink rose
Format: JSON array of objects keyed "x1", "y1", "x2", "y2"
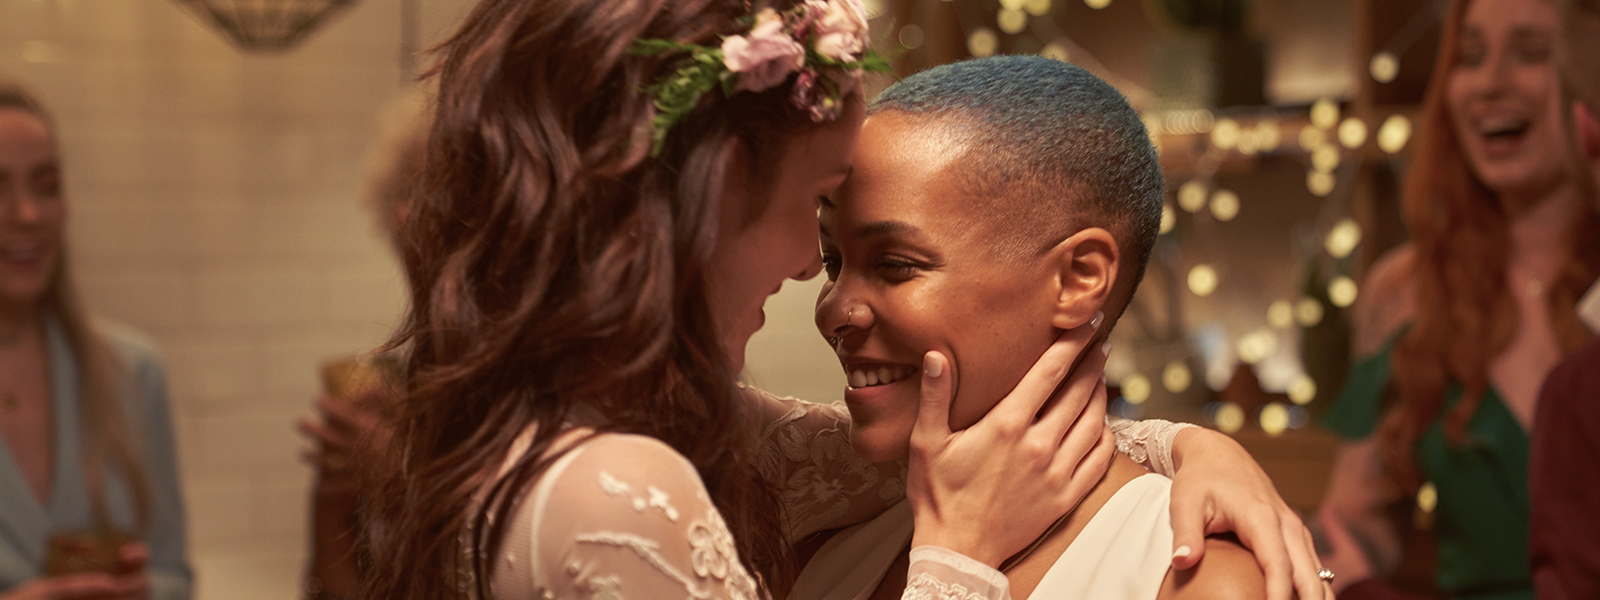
[
  {"x1": 814, "y1": 0, "x2": 868, "y2": 62},
  {"x1": 722, "y1": 8, "x2": 805, "y2": 92},
  {"x1": 793, "y1": 0, "x2": 830, "y2": 35}
]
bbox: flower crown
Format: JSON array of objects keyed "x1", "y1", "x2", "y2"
[{"x1": 628, "y1": 0, "x2": 892, "y2": 156}]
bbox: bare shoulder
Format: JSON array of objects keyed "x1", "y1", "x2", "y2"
[
  {"x1": 1159, "y1": 536, "x2": 1267, "y2": 600},
  {"x1": 1352, "y1": 244, "x2": 1417, "y2": 356}
]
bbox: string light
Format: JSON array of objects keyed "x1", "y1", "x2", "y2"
[
  {"x1": 1178, "y1": 180, "x2": 1208, "y2": 213},
  {"x1": 1288, "y1": 374, "x2": 1317, "y2": 404},
  {"x1": 1041, "y1": 41, "x2": 1070, "y2": 61},
  {"x1": 1370, "y1": 51, "x2": 1399, "y2": 83},
  {"x1": 1325, "y1": 218, "x2": 1362, "y2": 258},
  {"x1": 1312, "y1": 145, "x2": 1341, "y2": 173},
  {"x1": 1298, "y1": 126, "x2": 1327, "y2": 151},
  {"x1": 1237, "y1": 329, "x2": 1278, "y2": 364},
  {"x1": 1307, "y1": 170, "x2": 1335, "y2": 197},
  {"x1": 1188, "y1": 264, "x2": 1219, "y2": 297},
  {"x1": 1215, "y1": 402, "x2": 1244, "y2": 433},
  {"x1": 1025, "y1": 0, "x2": 1053, "y2": 16},
  {"x1": 1418, "y1": 482, "x2": 1438, "y2": 513},
  {"x1": 1210, "y1": 190, "x2": 1240, "y2": 221},
  {"x1": 968, "y1": 28, "x2": 998, "y2": 56},
  {"x1": 1294, "y1": 297, "x2": 1324, "y2": 327},
  {"x1": 1311, "y1": 98, "x2": 1340, "y2": 130},
  {"x1": 1256, "y1": 121, "x2": 1281, "y2": 152},
  {"x1": 899, "y1": 25, "x2": 925, "y2": 49},
  {"x1": 1268, "y1": 300, "x2": 1294, "y2": 329},
  {"x1": 1122, "y1": 373, "x2": 1152, "y2": 404},
  {"x1": 1211, "y1": 118, "x2": 1242, "y2": 151},
  {"x1": 997, "y1": 8, "x2": 1028, "y2": 34},
  {"x1": 1159, "y1": 204, "x2": 1176, "y2": 234},
  {"x1": 1328, "y1": 275, "x2": 1359, "y2": 308},
  {"x1": 1378, "y1": 114, "x2": 1413, "y2": 153},
  {"x1": 1237, "y1": 130, "x2": 1260, "y2": 155},
  {"x1": 1163, "y1": 361, "x2": 1192, "y2": 393},
  {"x1": 1085, "y1": 0, "x2": 1111, "y2": 9},
  {"x1": 1260, "y1": 402, "x2": 1290, "y2": 436},
  {"x1": 1338, "y1": 117, "x2": 1368, "y2": 149}
]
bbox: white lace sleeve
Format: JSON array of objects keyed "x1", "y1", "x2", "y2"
[
  {"x1": 1106, "y1": 416, "x2": 1195, "y2": 477},
  {"x1": 494, "y1": 433, "x2": 761, "y2": 600},
  {"x1": 492, "y1": 432, "x2": 1010, "y2": 600},
  {"x1": 904, "y1": 547, "x2": 1011, "y2": 600},
  {"x1": 745, "y1": 387, "x2": 907, "y2": 540}
]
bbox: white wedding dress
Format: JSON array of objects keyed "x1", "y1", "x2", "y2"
[{"x1": 482, "y1": 387, "x2": 1191, "y2": 600}]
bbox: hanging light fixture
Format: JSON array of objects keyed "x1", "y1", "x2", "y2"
[{"x1": 173, "y1": 0, "x2": 359, "y2": 51}]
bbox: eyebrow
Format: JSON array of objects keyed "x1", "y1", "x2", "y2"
[{"x1": 856, "y1": 220, "x2": 922, "y2": 238}]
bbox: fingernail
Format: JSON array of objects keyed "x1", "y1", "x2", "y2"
[
  {"x1": 1089, "y1": 311, "x2": 1104, "y2": 329},
  {"x1": 924, "y1": 353, "x2": 943, "y2": 378},
  {"x1": 1101, "y1": 341, "x2": 1112, "y2": 355},
  {"x1": 1172, "y1": 545, "x2": 1192, "y2": 559}
]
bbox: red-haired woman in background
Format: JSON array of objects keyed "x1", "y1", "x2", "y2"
[
  {"x1": 0, "y1": 82, "x2": 190, "y2": 599},
  {"x1": 1317, "y1": 0, "x2": 1600, "y2": 598}
]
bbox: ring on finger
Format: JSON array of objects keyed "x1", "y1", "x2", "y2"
[{"x1": 1317, "y1": 568, "x2": 1335, "y2": 586}]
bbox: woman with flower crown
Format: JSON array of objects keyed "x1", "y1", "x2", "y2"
[{"x1": 364, "y1": 0, "x2": 1331, "y2": 598}]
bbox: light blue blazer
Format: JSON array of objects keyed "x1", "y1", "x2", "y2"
[{"x1": 0, "y1": 319, "x2": 191, "y2": 599}]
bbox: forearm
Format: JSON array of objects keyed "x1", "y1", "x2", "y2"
[{"x1": 306, "y1": 487, "x2": 363, "y2": 600}]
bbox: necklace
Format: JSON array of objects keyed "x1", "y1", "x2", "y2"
[{"x1": 998, "y1": 467, "x2": 1109, "y2": 573}]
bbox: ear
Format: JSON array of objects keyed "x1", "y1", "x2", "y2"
[{"x1": 1046, "y1": 227, "x2": 1119, "y2": 330}]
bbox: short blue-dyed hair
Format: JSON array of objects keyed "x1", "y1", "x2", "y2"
[{"x1": 869, "y1": 55, "x2": 1164, "y2": 318}]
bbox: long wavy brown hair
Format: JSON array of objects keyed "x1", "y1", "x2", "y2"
[
  {"x1": 1379, "y1": 0, "x2": 1600, "y2": 490},
  {"x1": 0, "y1": 80, "x2": 152, "y2": 535},
  {"x1": 363, "y1": 0, "x2": 834, "y2": 597}
]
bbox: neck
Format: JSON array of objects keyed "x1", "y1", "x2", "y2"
[
  {"x1": 1506, "y1": 183, "x2": 1585, "y2": 279},
  {"x1": 1002, "y1": 453, "x2": 1147, "y2": 598},
  {"x1": 0, "y1": 298, "x2": 43, "y2": 346}
]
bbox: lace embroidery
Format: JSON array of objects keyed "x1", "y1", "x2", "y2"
[
  {"x1": 1107, "y1": 416, "x2": 1193, "y2": 477},
  {"x1": 572, "y1": 503, "x2": 758, "y2": 600},
  {"x1": 751, "y1": 393, "x2": 903, "y2": 537},
  {"x1": 598, "y1": 472, "x2": 682, "y2": 521},
  {"x1": 904, "y1": 574, "x2": 990, "y2": 600},
  {"x1": 574, "y1": 532, "x2": 713, "y2": 598}
]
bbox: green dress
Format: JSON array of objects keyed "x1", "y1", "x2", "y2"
[{"x1": 1323, "y1": 336, "x2": 1532, "y2": 600}]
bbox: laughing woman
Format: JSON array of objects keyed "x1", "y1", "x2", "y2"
[{"x1": 0, "y1": 82, "x2": 190, "y2": 599}]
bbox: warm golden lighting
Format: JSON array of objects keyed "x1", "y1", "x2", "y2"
[
  {"x1": 1188, "y1": 264, "x2": 1219, "y2": 297},
  {"x1": 1159, "y1": 204, "x2": 1176, "y2": 234},
  {"x1": 1237, "y1": 329, "x2": 1277, "y2": 364},
  {"x1": 1418, "y1": 481, "x2": 1438, "y2": 513},
  {"x1": 1211, "y1": 118, "x2": 1241, "y2": 151},
  {"x1": 968, "y1": 29, "x2": 999, "y2": 56},
  {"x1": 1237, "y1": 130, "x2": 1260, "y2": 155},
  {"x1": 1163, "y1": 362, "x2": 1193, "y2": 393},
  {"x1": 1294, "y1": 297, "x2": 1324, "y2": 327},
  {"x1": 1268, "y1": 300, "x2": 1294, "y2": 329},
  {"x1": 1210, "y1": 190, "x2": 1240, "y2": 221},
  {"x1": 1256, "y1": 121, "x2": 1281, "y2": 152},
  {"x1": 1378, "y1": 114, "x2": 1413, "y2": 153},
  {"x1": 1122, "y1": 373, "x2": 1152, "y2": 404},
  {"x1": 1025, "y1": 0, "x2": 1052, "y2": 16},
  {"x1": 1288, "y1": 375, "x2": 1317, "y2": 405},
  {"x1": 1215, "y1": 402, "x2": 1245, "y2": 433},
  {"x1": 1328, "y1": 275, "x2": 1359, "y2": 308},
  {"x1": 1298, "y1": 126, "x2": 1326, "y2": 151},
  {"x1": 1041, "y1": 41, "x2": 1070, "y2": 62},
  {"x1": 1311, "y1": 97, "x2": 1340, "y2": 130},
  {"x1": 997, "y1": 8, "x2": 1028, "y2": 34},
  {"x1": 1369, "y1": 51, "x2": 1399, "y2": 83},
  {"x1": 1338, "y1": 117, "x2": 1367, "y2": 149},
  {"x1": 1325, "y1": 218, "x2": 1362, "y2": 259},
  {"x1": 1178, "y1": 180, "x2": 1208, "y2": 213},
  {"x1": 1084, "y1": 0, "x2": 1111, "y2": 9},
  {"x1": 1260, "y1": 402, "x2": 1290, "y2": 436},
  {"x1": 1307, "y1": 170, "x2": 1335, "y2": 197},
  {"x1": 1312, "y1": 145, "x2": 1340, "y2": 173},
  {"x1": 899, "y1": 25, "x2": 925, "y2": 49}
]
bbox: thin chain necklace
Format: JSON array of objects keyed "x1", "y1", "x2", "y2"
[{"x1": 998, "y1": 467, "x2": 1109, "y2": 573}]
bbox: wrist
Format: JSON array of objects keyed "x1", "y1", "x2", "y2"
[{"x1": 909, "y1": 530, "x2": 1003, "y2": 568}]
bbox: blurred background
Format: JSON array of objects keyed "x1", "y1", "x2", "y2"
[{"x1": 0, "y1": 0, "x2": 1445, "y2": 597}]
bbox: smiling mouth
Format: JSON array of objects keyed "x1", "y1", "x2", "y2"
[
  {"x1": 846, "y1": 364, "x2": 917, "y2": 389},
  {"x1": 1, "y1": 243, "x2": 45, "y2": 262},
  {"x1": 1479, "y1": 118, "x2": 1530, "y2": 142}
]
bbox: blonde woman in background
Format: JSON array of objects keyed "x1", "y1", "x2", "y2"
[{"x1": 0, "y1": 82, "x2": 190, "y2": 599}]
